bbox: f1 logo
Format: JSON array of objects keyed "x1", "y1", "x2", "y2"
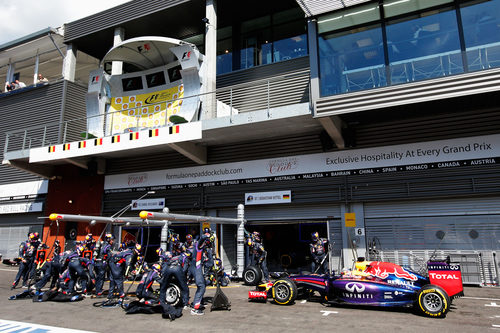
[
  {"x1": 182, "y1": 51, "x2": 191, "y2": 60},
  {"x1": 91, "y1": 76, "x2": 99, "y2": 84}
]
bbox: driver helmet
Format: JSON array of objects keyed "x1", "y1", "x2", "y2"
[
  {"x1": 134, "y1": 243, "x2": 142, "y2": 256},
  {"x1": 311, "y1": 231, "x2": 319, "y2": 242},
  {"x1": 252, "y1": 231, "x2": 261, "y2": 243},
  {"x1": 85, "y1": 233, "x2": 93, "y2": 243},
  {"x1": 164, "y1": 251, "x2": 173, "y2": 261},
  {"x1": 104, "y1": 233, "x2": 115, "y2": 242},
  {"x1": 171, "y1": 234, "x2": 179, "y2": 243},
  {"x1": 76, "y1": 244, "x2": 85, "y2": 256},
  {"x1": 29, "y1": 232, "x2": 40, "y2": 241}
]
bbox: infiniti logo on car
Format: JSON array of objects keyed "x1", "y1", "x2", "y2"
[{"x1": 345, "y1": 282, "x2": 365, "y2": 293}]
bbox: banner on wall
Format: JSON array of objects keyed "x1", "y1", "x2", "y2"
[
  {"x1": 104, "y1": 133, "x2": 500, "y2": 191},
  {"x1": 109, "y1": 85, "x2": 184, "y2": 134}
]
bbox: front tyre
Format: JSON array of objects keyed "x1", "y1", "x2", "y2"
[
  {"x1": 416, "y1": 284, "x2": 450, "y2": 318},
  {"x1": 272, "y1": 278, "x2": 297, "y2": 305}
]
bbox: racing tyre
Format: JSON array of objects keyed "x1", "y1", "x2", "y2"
[
  {"x1": 243, "y1": 265, "x2": 262, "y2": 286},
  {"x1": 164, "y1": 283, "x2": 181, "y2": 306},
  {"x1": 75, "y1": 272, "x2": 93, "y2": 293},
  {"x1": 416, "y1": 284, "x2": 450, "y2": 318},
  {"x1": 272, "y1": 278, "x2": 297, "y2": 305}
]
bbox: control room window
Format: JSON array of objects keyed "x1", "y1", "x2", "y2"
[
  {"x1": 146, "y1": 71, "x2": 166, "y2": 88},
  {"x1": 122, "y1": 76, "x2": 143, "y2": 92}
]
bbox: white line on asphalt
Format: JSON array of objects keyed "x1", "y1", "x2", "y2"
[
  {"x1": 492, "y1": 324, "x2": 500, "y2": 328},
  {"x1": 463, "y1": 296, "x2": 500, "y2": 302},
  {"x1": 0, "y1": 268, "x2": 18, "y2": 272},
  {"x1": 485, "y1": 302, "x2": 500, "y2": 307},
  {"x1": 0, "y1": 319, "x2": 97, "y2": 333},
  {"x1": 301, "y1": 300, "x2": 307, "y2": 303},
  {"x1": 320, "y1": 310, "x2": 339, "y2": 316}
]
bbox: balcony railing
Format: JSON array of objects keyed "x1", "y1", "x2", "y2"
[{"x1": 3, "y1": 70, "x2": 310, "y2": 156}]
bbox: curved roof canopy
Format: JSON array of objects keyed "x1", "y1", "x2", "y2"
[{"x1": 101, "y1": 36, "x2": 196, "y2": 71}]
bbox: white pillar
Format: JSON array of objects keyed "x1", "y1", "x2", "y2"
[
  {"x1": 236, "y1": 204, "x2": 245, "y2": 277},
  {"x1": 203, "y1": 0, "x2": 217, "y2": 119},
  {"x1": 112, "y1": 27, "x2": 125, "y2": 75},
  {"x1": 33, "y1": 53, "x2": 40, "y2": 84},
  {"x1": 63, "y1": 43, "x2": 77, "y2": 82}
]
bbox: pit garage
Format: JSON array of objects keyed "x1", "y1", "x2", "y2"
[
  {"x1": 219, "y1": 203, "x2": 343, "y2": 274},
  {"x1": 364, "y1": 196, "x2": 500, "y2": 286}
]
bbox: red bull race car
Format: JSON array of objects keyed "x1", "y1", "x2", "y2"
[{"x1": 248, "y1": 259, "x2": 463, "y2": 318}]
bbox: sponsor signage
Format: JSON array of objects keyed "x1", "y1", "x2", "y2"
[
  {"x1": 131, "y1": 198, "x2": 165, "y2": 211},
  {"x1": 245, "y1": 190, "x2": 291, "y2": 205},
  {"x1": 104, "y1": 134, "x2": 500, "y2": 191},
  {"x1": 0, "y1": 180, "x2": 48, "y2": 199},
  {"x1": 0, "y1": 201, "x2": 43, "y2": 214}
]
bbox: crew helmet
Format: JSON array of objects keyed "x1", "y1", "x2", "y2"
[{"x1": 311, "y1": 231, "x2": 319, "y2": 242}]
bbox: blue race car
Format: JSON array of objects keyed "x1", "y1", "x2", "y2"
[{"x1": 248, "y1": 259, "x2": 463, "y2": 318}]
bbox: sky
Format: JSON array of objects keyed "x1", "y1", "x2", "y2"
[{"x1": 0, "y1": 0, "x2": 131, "y2": 45}]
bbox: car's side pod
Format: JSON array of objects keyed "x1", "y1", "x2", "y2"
[{"x1": 427, "y1": 260, "x2": 464, "y2": 298}]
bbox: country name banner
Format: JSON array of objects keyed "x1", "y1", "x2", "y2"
[
  {"x1": 29, "y1": 122, "x2": 201, "y2": 163},
  {"x1": 104, "y1": 133, "x2": 500, "y2": 190}
]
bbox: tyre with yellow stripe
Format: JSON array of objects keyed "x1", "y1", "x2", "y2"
[
  {"x1": 272, "y1": 278, "x2": 297, "y2": 305},
  {"x1": 416, "y1": 284, "x2": 450, "y2": 318}
]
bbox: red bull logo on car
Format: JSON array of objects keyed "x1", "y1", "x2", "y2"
[{"x1": 366, "y1": 261, "x2": 418, "y2": 281}]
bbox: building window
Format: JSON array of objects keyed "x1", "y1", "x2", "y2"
[
  {"x1": 385, "y1": 6, "x2": 463, "y2": 84},
  {"x1": 460, "y1": 0, "x2": 500, "y2": 71},
  {"x1": 317, "y1": 0, "x2": 500, "y2": 97},
  {"x1": 216, "y1": 8, "x2": 307, "y2": 74}
]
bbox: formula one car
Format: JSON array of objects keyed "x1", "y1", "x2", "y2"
[{"x1": 248, "y1": 259, "x2": 463, "y2": 318}]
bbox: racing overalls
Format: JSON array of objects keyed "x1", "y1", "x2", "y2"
[
  {"x1": 35, "y1": 245, "x2": 62, "y2": 291},
  {"x1": 159, "y1": 252, "x2": 190, "y2": 307},
  {"x1": 310, "y1": 238, "x2": 329, "y2": 274},
  {"x1": 94, "y1": 241, "x2": 113, "y2": 295},
  {"x1": 249, "y1": 240, "x2": 270, "y2": 281},
  {"x1": 67, "y1": 251, "x2": 94, "y2": 293},
  {"x1": 108, "y1": 248, "x2": 137, "y2": 299},
  {"x1": 188, "y1": 235, "x2": 211, "y2": 310},
  {"x1": 12, "y1": 240, "x2": 32, "y2": 288},
  {"x1": 136, "y1": 268, "x2": 161, "y2": 301}
]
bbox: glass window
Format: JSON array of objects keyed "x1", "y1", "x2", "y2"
[
  {"x1": 319, "y1": 25, "x2": 385, "y2": 95},
  {"x1": 167, "y1": 65, "x2": 182, "y2": 82},
  {"x1": 122, "y1": 76, "x2": 143, "y2": 92},
  {"x1": 217, "y1": 27, "x2": 233, "y2": 75},
  {"x1": 383, "y1": 0, "x2": 453, "y2": 18},
  {"x1": 318, "y1": 3, "x2": 381, "y2": 33},
  {"x1": 145, "y1": 71, "x2": 166, "y2": 88},
  {"x1": 460, "y1": 0, "x2": 500, "y2": 71}
]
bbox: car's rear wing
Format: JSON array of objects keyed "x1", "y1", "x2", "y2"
[{"x1": 427, "y1": 261, "x2": 464, "y2": 298}]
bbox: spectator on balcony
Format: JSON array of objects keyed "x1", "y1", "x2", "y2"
[
  {"x1": 4, "y1": 82, "x2": 14, "y2": 92},
  {"x1": 37, "y1": 74, "x2": 48, "y2": 83},
  {"x1": 15, "y1": 79, "x2": 26, "y2": 88}
]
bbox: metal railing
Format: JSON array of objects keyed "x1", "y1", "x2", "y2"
[{"x1": 3, "y1": 71, "x2": 310, "y2": 155}]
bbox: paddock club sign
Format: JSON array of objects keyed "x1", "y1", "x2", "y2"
[{"x1": 104, "y1": 133, "x2": 500, "y2": 192}]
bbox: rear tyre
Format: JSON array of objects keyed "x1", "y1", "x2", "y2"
[
  {"x1": 416, "y1": 284, "x2": 450, "y2": 318},
  {"x1": 243, "y1": 265, "x2": 262, "y2": 286},
  {"x1": 272, "y1": 278, "x2": 297, "y2": 305},
  {"x1": 164, "y1": 283, "x2": 181, "y2": 306}
]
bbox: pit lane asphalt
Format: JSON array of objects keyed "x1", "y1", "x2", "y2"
[{"x1": 1, "y1": 267, "x2": 499, "y2": 333}]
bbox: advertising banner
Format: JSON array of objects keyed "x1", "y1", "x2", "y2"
[
  {"x1": 104, "y1": 133, "x2": 500, "y2": 191},
  {"x1": 109, "y1": 85, "x2": 184, "y2": 134}
]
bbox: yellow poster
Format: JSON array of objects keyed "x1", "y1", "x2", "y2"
[
  {"x1": 345, "y1": 212, "x2": 356, "y2": 227},
  {"x1": 109, "y1": 84, "x2": 184, "y2": 134}
]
